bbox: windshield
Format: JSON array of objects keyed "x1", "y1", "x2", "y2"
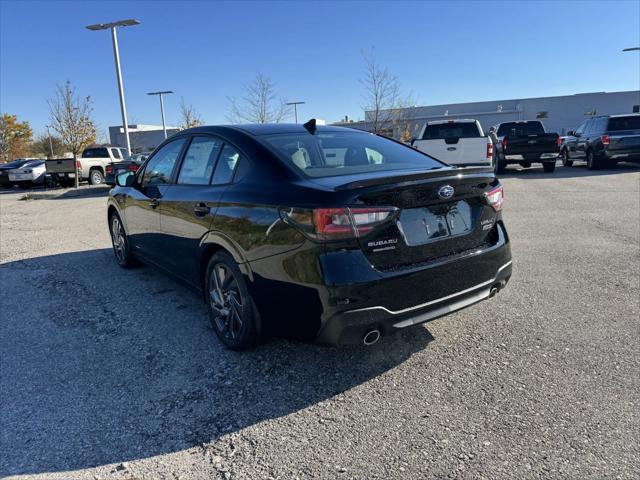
[
  {"x1": 423, "y1": 122, "x2": 482, "y2": 139},
  {"x1": 497, "y1": 121, "x2": 545, "y2": 136},
  {"x1": 261, "y1": 131, "x2": 444, "y2": 178},
  {"x1": 608, "y1": 115, "x2": 640, "y2": 131}
]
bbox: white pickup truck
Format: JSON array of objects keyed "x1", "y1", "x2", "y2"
[
  {"x1": 411, "y1": 119, "x2": 494, "y2": 168},
  {"x1": 78, "y1": 146, "x2": 128, "y2": 185}
]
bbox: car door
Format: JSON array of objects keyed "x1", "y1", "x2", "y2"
[
  {"x1": 124, "y1": 136, "x2": 187, "y2": 264},
  {"x1": 574, "y1": 121, "x2": 591, "y2": 158},
  {"x1": 567, "y1": 122, "x2": 585, "y2": 158},
  {"x1": 158, "y1": 135, "x2": 227, "y2": 283}
]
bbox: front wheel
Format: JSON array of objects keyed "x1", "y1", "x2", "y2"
[
  {"x1": 542, "y1": 162, "x2": 556, "y2": 173},
  {"x1": 109, "y1": 213, "x2": 136, "y2": 268},
  {"x1": 206, "y1": 252, "x2": 260, "y2": 350},
  {"x1": 561, "y1": 150, "x2": 573, "y2": 167},
  {"x1": 519, "y1": 161, "x2": 532, "y2": 168}
]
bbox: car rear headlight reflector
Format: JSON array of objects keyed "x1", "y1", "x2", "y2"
[
  {"x1": 556, "y1": 136, "x2": 562, "y2": 147},
  {"x1": 501, "y1": 138, "x2": 508, "y2": 151},
  {"x1": 486, "y1": 141, "x2": 494, "y2": 160},
  {"x1": 281, "y1": 206, "x2": 398, "y2": 241},
  {"x1": 484, "y1": 185, "x2": 504, "y2": 212},
  {"x1": 601, "y1": 135, "x2": 610, "y2": 146},
  {"x1": 128, "y1": 164, "x2": 140, "y2": 172},
  {"x1": 105, "y1": 165, "x2": 113, "y2": 174}
]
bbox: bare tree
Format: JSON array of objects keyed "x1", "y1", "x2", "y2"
[
  {"x1": 227, "y1": 73, "x2": 290, "y2": 124},
  {"x1": 360, "y1": 50, "x2": 415, "y2": 139},
  {"x1": 31, "y1": 133, "x2": 65, "y2": 158},
  {"x1": 47, "y1": 81, "x2": 96, "y2": 187},
  {"x1": 179, "y1": 98, "x2": 203, "y2": 129}
]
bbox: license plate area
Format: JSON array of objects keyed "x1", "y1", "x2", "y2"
[{"x1": 397, "y1": 201, "x2": 474, "y2": 246}]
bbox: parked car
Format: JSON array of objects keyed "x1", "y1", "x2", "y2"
[
  {"x1": 7, "y1": 160, "x2": 46, "y2": 188},
  {"x1": 411, "y1": 119, "x2": 494, "y2": 168},
  {"x1": 105, "y1": 153, "x2": 148, "y2": 186},
  {"x1": 107, "y1": 122, "x2": 512, "y2": 350},
  {"x1": 0, "y1": 159, "x2": 38, "y2": 188},
  {"x1": 78, "y1": 146, "x2": 128, "y2": 185},
  {"x1": 561, "y1": 114, "x2": 640, "y2": 169},
  {"x1": 492, "y1": 120, "x2": 561, "y2": 173}
]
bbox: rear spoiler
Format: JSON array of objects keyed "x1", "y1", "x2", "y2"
[{"x1": 334, "y1": 166, "x2": 495, "y2": 190}]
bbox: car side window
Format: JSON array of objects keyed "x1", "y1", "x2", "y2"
[
  {"x1": 211, "y1": 144, "x2": 242, "y2": 185},
  {"x1": 111, "y1": 148, "x2": 122, "y2": 160},
  {"x1": 584, "y1": 120, "x2": 594, "y2": 134},
  {"x1": 141, "y1": 138, "x2": 186, "y2": 186},
  {"x1": 575, "y1": 122, "x2": 586, "y2": 135},
  {"x1": 178, "y1": 136, "x2": 223, "y2": 185}
]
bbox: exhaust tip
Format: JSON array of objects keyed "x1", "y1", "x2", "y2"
[
  {"x1": 363, "y1": 329, "x2": 381, "y2": 346},
  {"x1": 489, "y1": 285, "x2": 500, "y2": 298}
]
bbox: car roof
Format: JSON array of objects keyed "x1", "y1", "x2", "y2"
[
  {"x1": 427, "y1": 119, "x2": 478, "y2": 125},
  {"x1": 183, "y1": 123, "x2": 362, "y2": 137}
]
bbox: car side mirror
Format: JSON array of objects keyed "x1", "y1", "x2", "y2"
[{"x1": 115, "y1": 171, "x2": 135, "y2": 187}]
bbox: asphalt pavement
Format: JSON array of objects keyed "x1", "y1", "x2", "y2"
[{"x1": 1, "y1": 163, "x2": 639, "y2": 479}]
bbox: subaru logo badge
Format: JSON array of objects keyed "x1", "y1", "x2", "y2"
[{"x1": 438, "y1": 185, "x2": 455, "y2": 199}]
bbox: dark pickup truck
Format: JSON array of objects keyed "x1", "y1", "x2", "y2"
[
  {"x1": 560, "y1": 114, "x2": 640, "y2": 170},
  {"x1": 491, "y1": 121, "x2": 560, "y2": 173}
]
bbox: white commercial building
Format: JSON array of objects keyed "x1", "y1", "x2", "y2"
[
  {"x1": 336, "y1": 90, "x2": 640, "y2": 139},
  {"x1": 109, "y1": 124, "x2": 181, "y2": 153}
]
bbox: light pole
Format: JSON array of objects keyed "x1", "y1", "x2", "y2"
[
  {"x1": 86, "y1": 19, "x2": 140, "y2": 156},
  {"x1": 286, "y1": 101, "x2": 306, "y2": 123},
  {"x1": 147, "y1": 91, "x2": 173, "y2": 139},
  {"x1": 45, "y1": 125, "x2": 54, "y2": 158},
  {"x1": 622, "y1": 47, "x2": 640, "y2": 52}
]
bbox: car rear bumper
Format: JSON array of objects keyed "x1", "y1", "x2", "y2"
[
  {"x1": 505, "y1": 153, "x2": 558, "y2": 161},
  {"x1": 315, "y1": 222, "x2": 512, "y2": 345},
  {"x1": 604, "y1": 150, "x2": 640, "y2": 162}
]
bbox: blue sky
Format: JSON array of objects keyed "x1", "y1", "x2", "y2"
[{"x1": 1, "y1": 0, "x2": 639, "y2": 137}]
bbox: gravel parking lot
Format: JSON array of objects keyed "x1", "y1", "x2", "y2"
[{"x1": 1, "y1": 163, "x2": 639, "y2": 480}]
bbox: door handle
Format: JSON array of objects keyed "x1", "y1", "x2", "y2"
[
  {"x1": 149, "y1": 198, "x2": 160, "y2": 209},
  {"x1": 193, "y1": 203, "x2": 210, "y2": 216}
]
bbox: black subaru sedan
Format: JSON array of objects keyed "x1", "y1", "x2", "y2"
[{"x1": 107, "y1": 122, "x2": 511, "y2": 350}]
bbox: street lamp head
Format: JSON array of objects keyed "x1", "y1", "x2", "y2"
[
  {"x1": 86, "y1": 19, "x2": 140, "y2": 31},
  {"x1": 622, "y1": 47, "x2": 640, "y2": 52},
  {"x1": 147, "y1": 91, "x2": 174, "y2": 96},
  {"x1": 286, "y1": 101, "x2": 306, "y2": 106}
]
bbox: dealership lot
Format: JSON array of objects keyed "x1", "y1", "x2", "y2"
[{"x1": 1, "y1": 164, "x2": 639, "y2": 479}]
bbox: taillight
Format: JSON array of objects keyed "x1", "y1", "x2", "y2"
[
  {"x1": 484, "y1": 185, "x2": 504, "y2": 212},
  {"x1": 76, "y1": 160, "x2": 82, "y2": 169},
  {"x1": 601, "y1": 135, "x2": 610, "y2": 146},
  {"x1": 281, "y1": 206, "x2": 398, "y2": 241},
  {"x1": 105, "y1": 165, "x2": 113, "y2": 174},
  {"x1": 486, "y1": 141, "x2": 494, "y2": 160},
  {"x1": 128, "y1": 163, "x2": 139, "y2": 172},
  {"x1": 501, "y1": 138, "x2": 508, "y2": 151},
  {"x1": 556, "y1": 136, "x2": 562, "y2": 147}
]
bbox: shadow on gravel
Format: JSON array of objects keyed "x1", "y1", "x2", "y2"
[
  {"x1": 0, "y1": 249, "x2": 433, "y2": 476},
  {"x1": 499, "y1": 161, "x2": 640, "y2": 179}
]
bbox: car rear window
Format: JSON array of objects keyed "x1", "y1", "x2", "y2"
[
  {"x1": 82, "y1": 148, "x2": 109, "y2": 158},
  {"x1": 497, "y1": 121, "x2": 545, "y2": 136},
  {"x1": 261, "y1": 131, "x2": 444, "y2": 178},
  {"x1": 422, "y1": 122, "x2": 481, "y2": 140},
  {"x1": 607, "y1": 115, "x2": 640, "y2": 131}
]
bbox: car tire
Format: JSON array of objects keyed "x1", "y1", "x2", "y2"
[
  {"x1": 542, "y1": 162, "x2": 556, "y2": 173},
  {"x1": 586, "y1": 149, "x2": 600, "y2": 170},
  {"x1": 89, "y1": 169, "x2": 104, "y2": 185},
  {"x1": 109, "y1": 212, "x2": 136, "y2": 268},
  {"x1": 206, "y1": 252, "x2": 260, "y2": 350},
  {"x1": 519, "y1": 161, "x2": 532, "y2": 168},
  {"x1": 561, "y1": 150, "x2": 573, "y2": 167}
]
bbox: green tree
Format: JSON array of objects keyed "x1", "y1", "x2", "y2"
[{"x1": 0, "y1": 113, "x2": 33, "y2": 162}]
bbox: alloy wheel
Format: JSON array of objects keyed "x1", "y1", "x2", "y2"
[
  {"x1": 209, "y1": 263, "x2": 243, "y2": 340},
  {"x1": 111, "y1": 216, "x2": 126, "y2": 262}
]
